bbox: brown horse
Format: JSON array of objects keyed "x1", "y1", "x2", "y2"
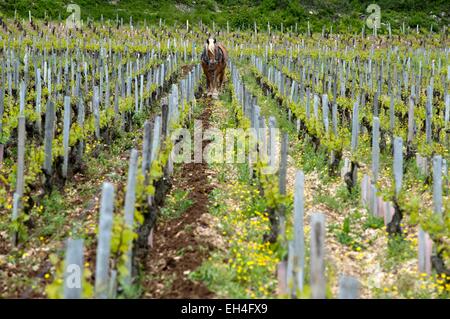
[{"x1": 201, "y1": 38, "x2": 228, "y2": 99}]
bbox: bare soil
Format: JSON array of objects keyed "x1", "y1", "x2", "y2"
[{"x1": 142, "y1": 100, "x2": 217, "y2": 298}]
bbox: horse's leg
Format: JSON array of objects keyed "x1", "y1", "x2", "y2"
[
  {"x1": 215, "y1": 71, "x2": 221, "y2": 94},
  {"x1": 211, "y1": 70, "x2": 218, "y2": 99},
  {"x1": 212, "y1": 69, "x2": 218, "y2": 98},
  {"x1": 202, "y1": 63, "x2": 212, "y2": 97},
  {"x1": 213, "y1": 70, "x2": 222, "y2": 99},
  {"x1": 218, "y1": 67, "x2": 225, "y2": 91},
  {"x1": 206, "y1": 72, "x2": 213, "y2": 97},
  {"x1": 206, "y1": 74, "x2": 212, "y2": 96}
]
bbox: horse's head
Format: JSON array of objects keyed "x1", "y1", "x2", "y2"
[{"x1": 206, "y1": 38, "x2": 217, "y2": 69}]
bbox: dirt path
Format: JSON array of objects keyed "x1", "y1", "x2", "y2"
[{"x1": 142, "y1": 99, "x2": 219, "y2": 298}]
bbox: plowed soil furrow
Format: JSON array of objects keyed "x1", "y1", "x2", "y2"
[{"x1": 143, "y1": 99, "x2": 217, "y2": 298}]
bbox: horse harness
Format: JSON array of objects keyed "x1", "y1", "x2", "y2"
[{"x1": 202, "y1": 44, "x2": 225, "y2": 70}]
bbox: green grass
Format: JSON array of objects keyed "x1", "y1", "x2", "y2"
[
  {"x1": 294, "y1": 139, "x2": 328, "y2": 175},
  {"x1": 328, "y1": 210, "x2": 367, "y2": 251},
  {"x1": 382, "y1": 235, "x2": 416, "y2": 271},
  {"x1": 1, "y1": 1, "x2": 447, "y2": 34},
  {"x1": 193, "y1": 181, "x2": 278, "y2": 298},
  {"x1": 363, "y1": 214, "x2": 385, "y2": 230},
  {"x1": 189, "y1": 252, "x2": 248, "y2": 298},
  {"x1": 314, "y1": 190, "x2": 342, "y2": 212},
  {"x1": 336, "y1": 217, "x2": 354, "y2": 246},
  {"x1": 159, "y1": 189, "x2": 193, "y2": 220},
  {"x1": 314, "y1": 184, "x2": 361, "y2": 213},
  {"x1": 36, "y1": 191, "x2": 68, "y2": 238}
]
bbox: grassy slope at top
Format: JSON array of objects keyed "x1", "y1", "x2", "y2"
[{"x1": 0, "y1": 0, "x2": 448, "y2": 33}]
